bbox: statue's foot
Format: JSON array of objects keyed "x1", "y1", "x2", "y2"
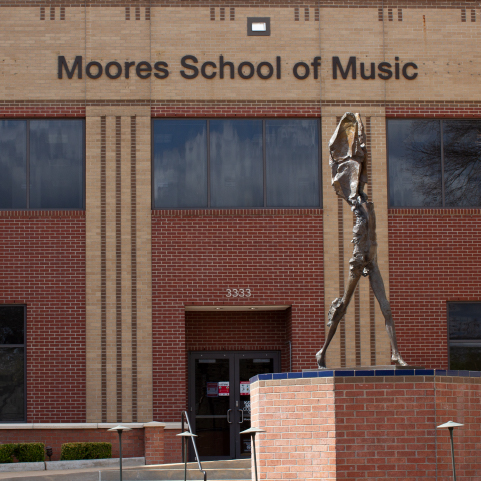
[
  {"x1": 316, "y1": 350, "x2": 326, "y2": 369},
  {"x1": 391, "y1": 353, "x2": 407, "y2": 367}
]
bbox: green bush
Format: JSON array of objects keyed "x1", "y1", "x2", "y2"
[
  {"x1": 14, "y1": 443, "x2": 45, "y2": 462},
  {"x1": 0, "y1": 443, "x2": 44, "y2": 463},
  {"x1": 0, "y1": 444, "x2": 16, "y2": 463},
  {"x1": 60, "y1": 442, "x2": 111, "y2": 461}
]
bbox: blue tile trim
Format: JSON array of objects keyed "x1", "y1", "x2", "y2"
[
  {"x1": 470, "y1": 371, "x2": 481, "y2": 377},
  {"x1": 258, "y1": 374, "x2": 273, "y2": 381},
  {"x1": 414, "y1": 369, "x2": 435, "y2": 376},
  {"x1": 335, "y1": 370, "x2": 355, "y2": 377},
  {"x1": 250, "y1": 375, "x2": 259, "y2": 383},
  {"x1": 375, "y1": 370, "x2": 395, "y2": 376},
  {"x1": 273, "y1": 373, "x2": 288, "y2": 380},
  {"x1": 435, "y1": 370, "x2": 447, "y2": 376},
  {"x1": 318, "y1": 370, "x2": 334, "y2": 377},
  {"x1": 447, "y1": 370, "x2": 459, "y2": 376},
  {"x1": 302, "y1": 372, "x2": 319, "y2": 378},
  {"x1": 395, "y1": 369, "x2": 414, "y2": 376},
  {"x1": 458, "y1": 370, "x2": 470, "y2": 377},
  {"x1": 288, "y1": 372, "x2": 303, "y2": 379},
  {"x1": 355, "y1": 370, "x2": 375, "y2": 376}
]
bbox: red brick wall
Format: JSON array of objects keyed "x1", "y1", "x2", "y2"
[
  {"x1": 0, "y1": 211, "x2": 86, "y2": 422},
  {"x1": 0, "y1": 428, "x2": 144, "y2": 461},
  {"x1": 335, "y1": 377, "x2": 436, "y2": 480},
  {"x1": 388, "y1": 210, "x2": 481, "y2": 369},
  {"x1": 436, "y1": 380, "x2": 481, "y2": 480},
  {"x1": 186, "y1": 310, "x2": 288, "y2": 362},
  {"x1": 151, "y1": 209, "x2": 324, "y2": 421}
]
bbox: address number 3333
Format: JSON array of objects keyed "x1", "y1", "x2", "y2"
[{"x1": 226, "y1": 289, "x2": 252, "y2": 298}]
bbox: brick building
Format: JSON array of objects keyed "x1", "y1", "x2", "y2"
[{"x1": 0, "y1": 0, "x2": 480, "y2": 463}]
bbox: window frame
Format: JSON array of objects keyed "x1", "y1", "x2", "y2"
[
  {"x1": 447, "y1": 302, "x2": 481, "y2": 370},
  {"x1": 0, "y1": 118, "x2": 86, "y2": 211},
  {"x1": 0, "y1": 304, "x2": 27, "y2": 423},
  {"x1": 386, "y1": 118, "x2": 481, "y2": 209},
  {"x1": 151, "y1": 118, "x2": 322, "y2": 210}
]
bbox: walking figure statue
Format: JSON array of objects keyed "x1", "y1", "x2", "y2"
[{"x1": 316, "y1": 113, "x2": 406, "y2": 369}]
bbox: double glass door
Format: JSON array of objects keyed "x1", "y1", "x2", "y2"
[{"x1": 188, "y1": 351, "x2": 279, "y2": 460}]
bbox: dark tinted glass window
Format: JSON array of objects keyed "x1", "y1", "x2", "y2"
[
  {"x1": 152, "y1": 119, "x2": 321, "y2": 209},
  {"x1": 388, "y1": 120, "x2": 442, "y2": 207},
  {"x1": 443, "y1": 121, "x2": 481, "y2": 207},
  {"x1": 153, "y1": 120, "x2": 207, "y2": 208},
  {"x1": 30, "y1": 120, "x2": 84, "y2": 209},
  {"x1": 266, "y1": 119, "x2": 319, "y2": 207},
  {"x1": 0, "y1": 120, "x2": 84, "y2": 210},
  {"x1": 449, "y1": 303, "x2": 481, "y2": 370},
  {"x1": 0, "y1": 121, "x2": 27, "y2": 209},
  {"x1": 0, "y1": 306, "x2": 25, "y2": 422},
  {"x1": 388, "y1": 119, "x2": 481, "y2": 208},
  {"x1": 210, "y1": 120, "x2": 263, "y2": 207}
]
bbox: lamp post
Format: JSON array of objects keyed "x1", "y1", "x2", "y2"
[
  {"x1": 240, "y1": 426, "x2": 265, "y2": 481},
  {"x1": 437, "y1": 420, "x2": 464, "y2": 481},
  {"x1": 176, "y1": 431, "x2": 197, "y2": 481},
  {"x1": 107, "y1": 425, "x2": 132, "y2": 481}
]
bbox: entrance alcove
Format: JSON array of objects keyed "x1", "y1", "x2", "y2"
[{"x1": 185, "y1": 306, "x2": 290, "y2": 460}]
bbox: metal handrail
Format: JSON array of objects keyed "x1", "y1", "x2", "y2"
[{"x1": 181, "y1": 411, "x2": 207, "y2": 481}]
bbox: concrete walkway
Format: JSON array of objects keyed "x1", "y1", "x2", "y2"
[{"x1": 0, "y1": 459, "x2": 251, "y2": 481}]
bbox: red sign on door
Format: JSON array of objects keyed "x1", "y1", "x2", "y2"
[{"x1": 218, "y1": 381, "x2": 230, "y2": 396}]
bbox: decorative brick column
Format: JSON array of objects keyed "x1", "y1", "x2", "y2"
[
  {"x1": 144, "y1": 422, "x2": 166, "y2": 465},
  {"x1": 251, "y1": 369, "x2": 481, "y2": 481}
]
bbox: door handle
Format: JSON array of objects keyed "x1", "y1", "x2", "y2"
[
  {"x1": 227, "y1": 409, "x2": 232, "y2": 423},
  {"x1": 238, "y1": 409, "x2": 244, "y2": 424}
]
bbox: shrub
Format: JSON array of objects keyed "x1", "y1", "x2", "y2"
[
  {"x1": 0, "y1": 443, "x2": 44, "y2": 463},
  {"x1": 14, "y1": 443, "x2": 45, "y2": 462},
  {"x1": 0, "y1": 444, "x2": 15, "y2": 463},
  {"x1": 60, "y1": 442, "x2": 111, "y2": 461}
]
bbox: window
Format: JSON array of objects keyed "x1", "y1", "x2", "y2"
[
  {"x1": 0, "y1": 306, "x2": 26, "y2": 422},
  {"x1": 152, "y1": 119, "x2": 321, "y2": 208},
  {"x1": 387, "y1": 119, "x2": 481, "y2": 207},
  {"x1": 449, "y1": 303, "x2": 481, "y2": 370},
  {"x1": 0, "y1": 120, "x2": 84, "y2": 209}
]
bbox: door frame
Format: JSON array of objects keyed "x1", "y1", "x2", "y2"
[{"x1": 188, "y1": 350, "x2": 281, "y2": 460}]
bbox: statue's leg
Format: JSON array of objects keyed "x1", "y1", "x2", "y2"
[
  {"x1": 368, "y1": 264, "x2": 407, "y2": 366},
  {"x1": 316, "y1": 273, "x2": 361, "y2": 368}
]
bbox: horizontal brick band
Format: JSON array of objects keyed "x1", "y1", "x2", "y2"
[{"x1": 0, "y1": 1, "x2": 476, "y2": 8}]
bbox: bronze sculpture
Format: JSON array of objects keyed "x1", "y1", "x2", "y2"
[{"x1": 316, "y1": 113, "x2": 406, "y2": 368}]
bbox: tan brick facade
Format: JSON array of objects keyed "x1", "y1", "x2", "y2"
[{"x1": 1, "y1": 0, "x2": 480, "y2": 432}]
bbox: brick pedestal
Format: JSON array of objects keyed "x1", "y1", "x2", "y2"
[
  {"x1": 250, "y1": 369, "x2": 481, "y2": 481},
  {"x1": 144, "y1": 422, "x2": 166, "y2": 465}
]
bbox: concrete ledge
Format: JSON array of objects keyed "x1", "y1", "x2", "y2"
[
  {"x1": 0, "y1": 462, "x2": 44, "y2": 472},
  {"x1": 46, "y1": 457, "x2": 145, "y2": 470},
  {"x1": 0, "y1": 422, "x2": 155, "y2": 430},
  {"x1": 163, "y1": 423, "x2": 181, "y2": 430}
]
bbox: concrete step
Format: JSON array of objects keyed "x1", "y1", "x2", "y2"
[
  {"x1": 101, "y1": 459, "x2": 251, "y2": 480},
  {"x1": 0, "y1": 459, "x2": 252, "y2": 481}
]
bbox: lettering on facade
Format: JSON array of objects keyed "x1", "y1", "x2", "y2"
[{"x1": 58, "y1": 55, "x2": 418, "y2": 81}]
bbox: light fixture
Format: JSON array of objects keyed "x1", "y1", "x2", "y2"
[
  {"x1": 240, "y1": 426, "x2": 266, "y2": 481},
  {"x1": 107, "y1": 425, "x2": 132, "y2": 481},
  {"x1": 177, "y1": 431, "x2": 198, "y2": 481},
  {"x1": 437, "y1": 420, "x2": 464, "y2": 481},
  {"x1": 247, "y1": 17, "x2": 270, "y2": 36}
]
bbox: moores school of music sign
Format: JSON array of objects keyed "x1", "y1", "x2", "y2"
[{"x1": 58, "y1": 55, "x2": 418, "y2": 81}]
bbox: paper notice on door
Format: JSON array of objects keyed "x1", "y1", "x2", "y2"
[
  {"x1": 207, "y1": 382, "x2": 218, "y2": 397},
  {"x1": 240, "y1": 381, "x2": 250, "y2": 396},
  {"x1": 218, "y1": 381, "x2": 230, "y2": 396}
]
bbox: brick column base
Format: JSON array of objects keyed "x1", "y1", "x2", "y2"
[{"x1": 144, "y1": 422, "x2": 166, "y2": 465}]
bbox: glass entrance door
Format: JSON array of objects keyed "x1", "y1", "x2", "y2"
[{"x1": 188, "y1": 351, "x2": 280, "y2": 460}]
